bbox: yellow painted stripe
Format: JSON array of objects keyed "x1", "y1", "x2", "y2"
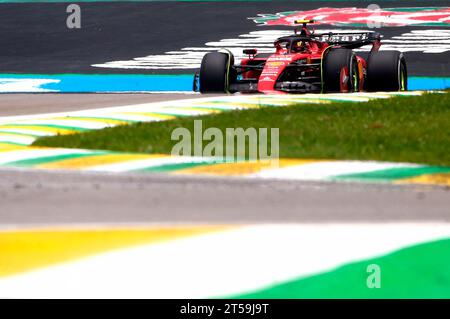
[
  {"x1": 0, "y1": 226, "x2": 227, "y2": 277},
  {"x1": 52, "y1": 116, "x2": 130, "y2": 126},
  {"x1": 37, "y1": 153, "x2": 165, "y2": 169},
  {"x1": 262, "y1": 95, "x2": 369, "y2": 103},
  {"x1": 250, "y1": 97, "x2": 329, "y2": 105},
  {"x1": 361, "y1": 93, "x2": 397, "y2": 99},
  {"x1": 293, "y1": 98, "x2": 332, "y2": 104},
  {"x1": 174, "y1": 159, "x2": 321, "y2": 176},
  {"x1": 175, "y1": 107, "x2": 221, "y2": 113},
  {"x1": 0, "y1": 145, "x2": 56, "y2": 153},
  {"x1": 395, "y1": 173, "x2": 450, "y2": 187},
  {"x1": 119, "y1": 112, "x2": 176, "y2": 120},
  {"x1": 196, "y1": 102, "x2": 262, "y2": 109},
  {"x1": 0, "y1": 144, "x2": 28, "y2": 151},
  {"x1": 0, "y1": 125, "x2": 75, "y2": 135}
]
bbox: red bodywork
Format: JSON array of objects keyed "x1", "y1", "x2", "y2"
[{"x1": 238, "y1": 25, "x2": 373, "y2": 94}]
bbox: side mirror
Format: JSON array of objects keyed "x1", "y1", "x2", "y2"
[{"x1": 243, "y1": 49, "x2": 257, "y2": 56}]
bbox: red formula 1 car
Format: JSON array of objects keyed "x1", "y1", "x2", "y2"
[{"x1": 194, "y1": 20, "x2": 407, "y2": 94}]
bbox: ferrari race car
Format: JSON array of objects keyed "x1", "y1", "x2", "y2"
[{"x1": 193, "y1": 20, "x2": 407, "y2": 94}]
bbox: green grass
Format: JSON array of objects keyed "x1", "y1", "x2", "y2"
[
  {"x1": 33, "y1": 92, "x2": 450, "y2": 166},
  {"x1": 230, "y1": 239, "x2": 450, "y2": 298}
]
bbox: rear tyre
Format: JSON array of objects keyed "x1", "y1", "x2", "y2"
[
  {"x1": 323, "y1": 48, "x2": 359, "y2": 93},
  {"x1": 365, "y1": 51, "x2": 407, "y2": 92},
  {"x1": 199, "y1": 51, "x2": 235, "y2": 93}
]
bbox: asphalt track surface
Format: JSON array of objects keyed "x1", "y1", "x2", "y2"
[
  {"x1": 0, "y1": 1, "x2": 448, "y2": 76},
  {"x1": 0, "y1": 93, "x2": 195, "y2": 116},
  {"x1": 0, "y1": 168, "x2": 449, "y2": 226}
]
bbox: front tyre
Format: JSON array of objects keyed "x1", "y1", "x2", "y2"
[
  {"x1": 199, "y1": 51, "x2": 235, "y2": 93},
  {"x1": 365, "y1": 51, "x2": 407, "y2": 92},
  {"x1": 322, "y1": 48, "x2": 359, "y2": 93}
]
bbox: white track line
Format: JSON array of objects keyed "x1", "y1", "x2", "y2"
[{"x1": 251, "y1": 161, "x2": 419, "y2": 180}]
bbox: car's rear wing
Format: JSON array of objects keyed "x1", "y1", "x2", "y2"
[{"x1": 313, "y1": 31, "x2": 381, "y2": 51}]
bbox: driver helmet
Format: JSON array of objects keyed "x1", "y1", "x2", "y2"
[{"x1": 292, "y1": 41, "x2": 307, "y2": 52}]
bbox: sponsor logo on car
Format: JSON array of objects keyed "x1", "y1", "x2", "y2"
[
  {"x1": 267, "y1": 61, "x2": 286, "y2": 67},
  {"x1": 260, "y1": 76, "x2": 276, "y2": 82}
]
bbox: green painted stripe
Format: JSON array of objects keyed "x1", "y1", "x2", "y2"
[
  {"x1": 231, "y1": 238, "x2": 450, "y2": 299},
  {"x1": 2, "y1": 124, "x2": 89, "y2": 132},
  {"x1": 136, "y1": 161, "x2": 218, "y2": 173},
  {"x1": 0, "y1": 131, "x2": 40, "y2": 138},
  {"x1": 333, "y1": 166, "x2": 450, "y2": 182},
  {"x1": 2, "y1": 152, "x2": 105, "y2": 167}
]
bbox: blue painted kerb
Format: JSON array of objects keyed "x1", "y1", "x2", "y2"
[{"x1": 0, "y1": 74, "x2": 448, "y2": 92}]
